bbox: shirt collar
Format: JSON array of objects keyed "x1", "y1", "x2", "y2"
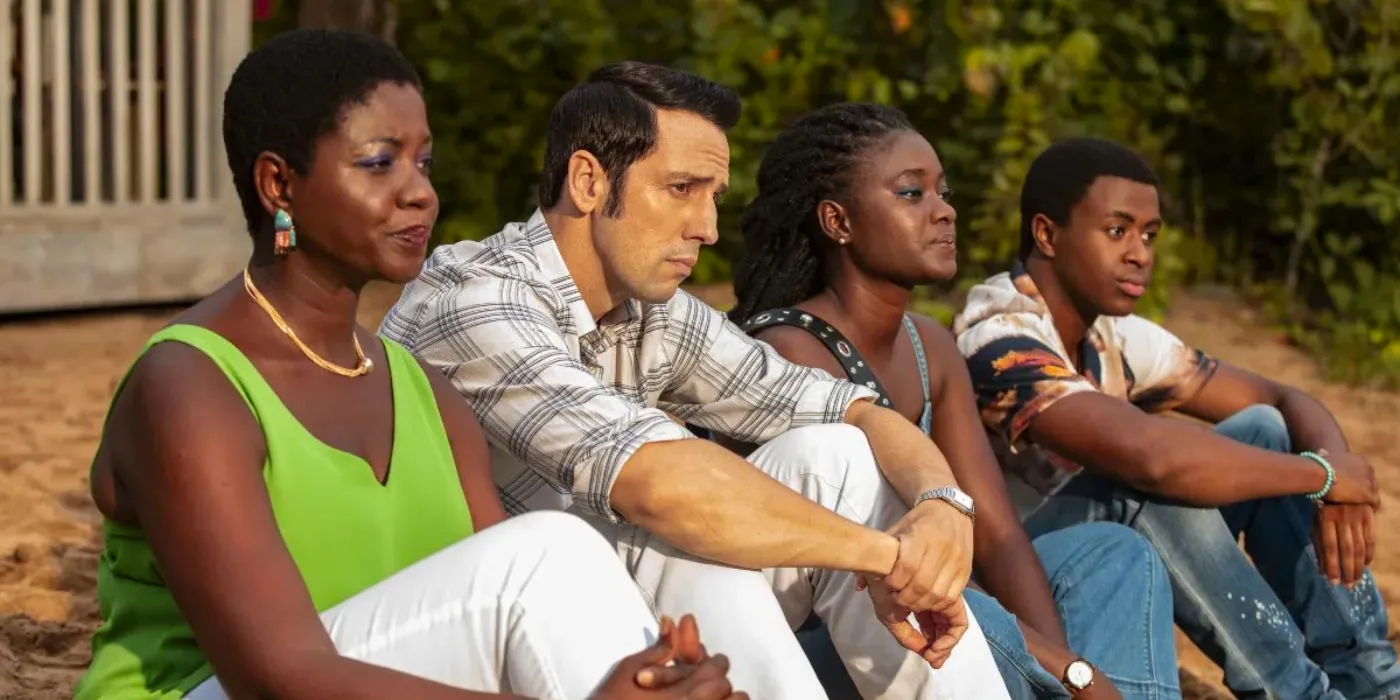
[
  {"x1": 511, "y1": 209, "x2": 641, "y2": 339},
  {"x1": 1009, "y1": 260, "x2": 1047, "y2": 307},
  {"x1": 1007, "y1": 260, "x2": 1106, "y2": 385}
]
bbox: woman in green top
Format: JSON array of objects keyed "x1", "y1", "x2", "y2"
[{"x1": 76, "y1": 28, "x2": 744, "y2": 700}]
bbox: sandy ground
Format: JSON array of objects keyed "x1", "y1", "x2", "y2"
[{"x1": 1, "y1": 281, "x2": 1396, "y2": 698}]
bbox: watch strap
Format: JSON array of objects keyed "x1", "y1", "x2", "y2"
[{"x1": 913, "y1": 486, "x2": 974, "y2": 519}]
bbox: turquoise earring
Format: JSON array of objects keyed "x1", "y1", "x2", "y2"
[{"x1": 274, "y1": 208, "x2": 297, "y2": 255}]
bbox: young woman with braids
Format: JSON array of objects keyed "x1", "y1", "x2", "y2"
[{"x1": 728, "y1": 103, "x2": 1180, "y2": 700}]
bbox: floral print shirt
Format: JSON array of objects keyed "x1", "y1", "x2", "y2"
[{"x1": 952, "y1": 263, "x2": 1219, "y2": 518}]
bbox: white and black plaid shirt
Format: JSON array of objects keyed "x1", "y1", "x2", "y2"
[{"x1": 379, "y1": 209, "x2": 877, "y2": 523}]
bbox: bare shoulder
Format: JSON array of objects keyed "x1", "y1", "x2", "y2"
[
  {"x1": 95, "y1": 332, "x2": 268, "y2": 517},
  {"x1": 114, "y1": 338, "x2": 253, "y2": 428},
  {"x1": 751, "y1": 324, "x2": 847, "y2": 378},
  {"x1": 908, "y1": 313, "x2": 962, "y2": 359}
]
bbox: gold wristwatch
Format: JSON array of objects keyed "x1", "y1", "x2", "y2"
[{"x1": 1063, "y1": 658, "x2": 1095, "y2": 694}]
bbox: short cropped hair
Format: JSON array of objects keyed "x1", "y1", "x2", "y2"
[
  {"x1": 1019, "y1": 137, "x2": 1160, "y2": 259},
  {"x1": 222, "y1": 28, "x2": 421, "y2": 235}
]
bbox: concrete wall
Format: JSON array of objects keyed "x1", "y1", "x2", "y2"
[{"x1": 0, "y1": 202, "x2": 249, "y2": 314}]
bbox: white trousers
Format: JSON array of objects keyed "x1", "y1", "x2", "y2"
[
  {"x1": 575, "y1": 424, "x2": 1011, "y2": 700},
  {"x1": 187, "y1": 511, "x2": 661, "y2": 699}
]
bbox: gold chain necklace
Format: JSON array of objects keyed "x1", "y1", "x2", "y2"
[{"x1": 242, "y1": 267, "x2": 373, "y2": 377}]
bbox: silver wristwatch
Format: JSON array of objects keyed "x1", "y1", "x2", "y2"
[
  {"x1": 1063, "y1": 658, "x2": 1095, "y2": 693},
  {"x1": 913, "y1": 486, "x2": 975, "y2": 519}
]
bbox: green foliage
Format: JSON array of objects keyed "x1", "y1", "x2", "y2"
[
  {"x1": 269, "y1": 0, "x2": 1400, "y2": 384},
  {"x1": 910, "y1": 295, "x2": 958, "y2": 328}
]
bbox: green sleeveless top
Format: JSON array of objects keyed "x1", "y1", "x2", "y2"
[{"x1": 74, "y1": 324, "x2": 475, "y2": 699}]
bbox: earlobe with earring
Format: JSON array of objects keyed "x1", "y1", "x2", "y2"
[{"x1": 274, "y1": 208, "x2": 297, "y2": 256}]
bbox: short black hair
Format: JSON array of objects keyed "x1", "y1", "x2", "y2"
[
  {"x1": 537, "y1": 61, "x2": 741, "y2": 216},
  {"x1": 1019, "y1": 137, "x2": 1160, "y2": 259},
  {"x1": 222, "y1": 28, "x2": 421, "y2": 235},
  {"x1": 729, "y1": 103, "x2": 914, "y2": 324}
]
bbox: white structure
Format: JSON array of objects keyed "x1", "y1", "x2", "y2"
[{"x1": 0, "y1": 0, "x2": 252, "y2": 314}]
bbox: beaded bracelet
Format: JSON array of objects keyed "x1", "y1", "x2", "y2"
[{"x1": 1301, "y1": 450, "x2": 1335, "y2": 501}]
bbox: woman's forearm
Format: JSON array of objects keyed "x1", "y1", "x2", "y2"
[
  {"x1": 845, "y1": 400, "x2": 960, "y2": 505},
  {"x1": 973, "y1": 530, "x2": 1067, "y2": 646}
]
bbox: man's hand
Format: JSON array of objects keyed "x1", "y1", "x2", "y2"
[
  {"x1": 1309, "y1": 448, "x2": 1379, "y2": 588},
  {"x1": 857, "y1": 575, "x2": 967, "y2": 668},
  {"x1": 1321, "y1": 450, "x2": 1381, "y2": 507},
  {"x1": 883, "y1": 500, "x2": 975, "y2": 613},
  {"x1": 1314, "y1": 503, "x2": 1376, "y2": 588}
]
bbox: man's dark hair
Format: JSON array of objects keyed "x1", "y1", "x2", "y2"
[
  {"x1": 1019, "y1": 137, "x2": 1160, "y2": 260},
  {"x1": 729, "y1": 103, "x2": 914, "y2": 324},
  {"x1": 222, "y1": 28, "x2": 421, "y2": 236},
  {"x1": 537, "y1": 61, "x2": 741, "y2": 216}
]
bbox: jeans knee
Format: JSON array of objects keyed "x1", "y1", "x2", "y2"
[
  {"x1": 1050, "y1": 522, "x2": 1167, "y2": 590},
  {"x1": 1089, "y1": 522, "x2": 1169, "y2": 588},
  {"x1": 1218, "y1": 404, "x2": 1291, "y2": 453},
  {"x1": 1233, "y1": 403, "x2": 1285, "y2": 426}
]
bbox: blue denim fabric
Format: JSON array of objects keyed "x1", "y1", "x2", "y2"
[
  {"x1": 800, "y1": 522, "x2": 1179, "y2": 698},
  {"x1": 969, "y1": 522, "x2": 1180, "y2": 699},
  {"x1": 1024, "y1": 404, "x2": 1400, "y2": 700}
]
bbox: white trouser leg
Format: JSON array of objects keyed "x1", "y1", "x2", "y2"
[
  {"x1": 750, "y1": 424, "x2": 1012, "y2": 700},
  {"x1": 186, "y1": 511, "x2": 659, "y2": 700},
  {"x1": 578, "y1": 511, "x2": 832, "y2": 700}
]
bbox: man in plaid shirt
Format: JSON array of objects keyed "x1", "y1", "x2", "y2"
[{"x1": 380, "y1": 62, "x2": 1007, "y2": 700}]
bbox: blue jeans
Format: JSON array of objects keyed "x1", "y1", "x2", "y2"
[
  {"x1": 970, "y1": 522, "x2": 1180, "y2": 699},
  {"x1": 1024, "y1": 404, "x2": 1400, "y2": 700},
  {"x1": 799, "y1": 522, "x2": 1179, "y2": 699}
]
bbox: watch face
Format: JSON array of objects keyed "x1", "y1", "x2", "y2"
[{"x1": 1066, "y1": 661, "x2": 1094, "y2": 688}]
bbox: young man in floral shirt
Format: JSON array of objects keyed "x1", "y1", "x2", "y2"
[{"x1": 955, "y1": 137, "x2": 1399, "y2": 700}]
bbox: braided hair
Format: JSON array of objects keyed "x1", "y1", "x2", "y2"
[{"x1": 729, "y1": 103, "x2": 914, "y2": 324}]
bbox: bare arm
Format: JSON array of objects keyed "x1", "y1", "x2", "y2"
[
  {"x1": 912, "y1": 318, "x2": 1067, "y2": 645},
  {"x1": 1175, "y1": 361, "x2": 1374, "y2": 586},
  {"x1": 843, "y1": 400, "x2": 961, "y2": 502},
  {"x1": 113, "y1": 344, "x2": 524, "y2": 700},
  {"x1": 611, "y1": 439, "x2": 899, "y2": 576},
  {"x1": 1028, "y1": 392, "x2": 1332, "y2": 506},
  {"x1": 1021, "y1": 315, "x2": 1354, "y2": 505},
  {"x1": 421, "y1": 358, "x2": 510, "y2": 532},
  {"x1": 957, "y1": 314, "x2": 1373, "y2": 507},
  {"x1": 1176, "y1": 361, "x2": 1349, "y2": 455}
]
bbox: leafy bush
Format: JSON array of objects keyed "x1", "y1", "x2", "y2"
[{"x1": 267, "y1": 0, "x2": 1400, "y2": 385}]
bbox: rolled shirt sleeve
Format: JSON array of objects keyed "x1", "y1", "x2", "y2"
[{"x1": 657, "y1": 292, "x2": 879, "y2": 443}]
